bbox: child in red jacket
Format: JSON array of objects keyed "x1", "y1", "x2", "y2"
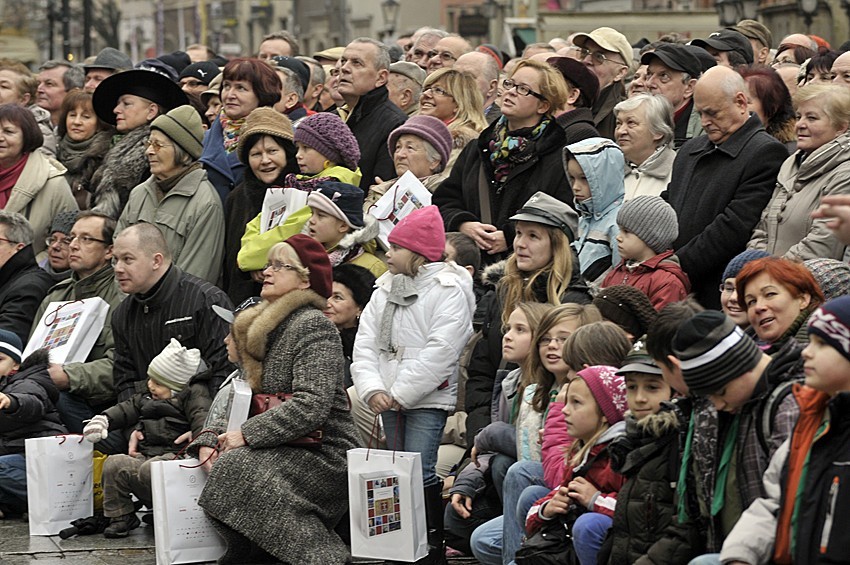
[
  {"x1": 525, "y1": 365, "x2": 627, "y2": 565},
  {"x1": 602, "y1": 195, "x2": 690, "y2": 310}
]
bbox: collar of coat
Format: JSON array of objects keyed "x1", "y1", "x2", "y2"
[
  {"x1": 231, "y1": 288, "x2": 327, "y2": 390},
  {"x1": 688, "y1": 113, "x2": 765, "y2": 158}
]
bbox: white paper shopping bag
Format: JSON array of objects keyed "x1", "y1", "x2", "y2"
[
  {"x1": 347, "y1": 448, "x2": 428, "y2": 562},
  {"x1": 151, "y1": 458, "x2": 224, "y2": 565},
  {"x1": 366, "y1": 171, "x2": 432, "y2": 251},
  {"x1": 24, "y1": 297, "x2": 110, "y2": 364},
  {"x1": 25, "y1": 435, "x2": 93, "y2": 536},
  {"x1": 260, "y1": 187, "x2": 309, "y2": 233}
]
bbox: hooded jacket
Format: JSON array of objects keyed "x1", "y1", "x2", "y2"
[
  {"x1": 0, "y1": 349, "x2": 67, "y2": 455},
  {"x1": 623, "y1": 144, "x2": 676, "y2": 200},
  {"x1": 748, "y1": 132, "x2": 850, "y2": 262},
  {"x1": 568, "y1": 137, "x2": 625, "y2": 284},
  {"x1": 601, "y1": 250, "x2": 691, "y2": 310}
]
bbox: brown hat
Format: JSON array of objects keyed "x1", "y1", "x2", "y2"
[
  {"x1": 733, "y1": 20, "x2": 773, "y2": 50},
  {"x1": 236, "y1": 107, "x2": 295, "y2": 164}
]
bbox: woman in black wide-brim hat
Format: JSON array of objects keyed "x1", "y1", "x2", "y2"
[{"x1": 87, "y1": 69, "x2": 188, "y2": 218}]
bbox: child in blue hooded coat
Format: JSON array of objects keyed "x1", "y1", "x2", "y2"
[{"x1": 565, "y1": 137, "x2": 625, "y2": 285}]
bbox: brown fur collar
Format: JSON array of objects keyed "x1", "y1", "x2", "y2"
[{"x1": 231, "y1": 289, "x2": 327, "y2": 390}]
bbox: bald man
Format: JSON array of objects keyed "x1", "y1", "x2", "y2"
[
  {"x1": 426, "y1": 34, "x2": 472, "y2": 74},
  {"x1": 454, "y1": 51, "x2": 500, "y2": 120},
  {"x1": 665, "y1": 66, "x2": 787, "y2": 308},
  {"x1": 833, "y1": 51, "x2": 850, "y2": 88}
]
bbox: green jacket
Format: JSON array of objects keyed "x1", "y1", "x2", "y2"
[{"x1": 30, "y1": 264, "x2": 125, "y2": 407}]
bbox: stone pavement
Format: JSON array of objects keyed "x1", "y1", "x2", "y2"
[{"x1": 0, "y1": 514, "x2": 479, "y2": 564}]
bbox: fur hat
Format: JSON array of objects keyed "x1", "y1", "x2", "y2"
[
  {"x1": 388, "y1": 205, "x2": 446, "y2": 262},
  {"x1": 616, "y1": 195, "x2": 678, "y2": 254},
  {"x1": 808, "y1": 296, "x2": 850, "y2": 364},
  {"x1": 49, "y1": 210, "x2": 79, "y2": 236},
  {"x1": 294, "y1": 113, "x2": 360, "y2": 171},
  {"x1": 721, "y1": 249, "x2": 770, "y2": 282},
  {"x1": 593, "y1": 285, "x2": 658, "y2": 338},
  {"x1": 307, "y1": 181, "x2": 365, "y2": 228},
  {"x1": 673, "y1": 310, "x2": 763, "y2": 395},
  {"x1": 387, "y1": 115, "x2": 453, "y2": 170},
  {"x1": 285, "y1": 234, "x2": 333, "y2": 299},
  {"x1": 575, "y1": 365, "x2": 627, "y2": 425},
  {"x1": 0, "y1": 329, "x2": 22, "y2": 364},
  {"x1": 150, "y1": 105, "x2": 204, "y2": 160},
  {"x1": 237, "y1": 107, "x2": 295, "y2": 165},
  {"x1": 147, "y1": 338, "x2": 202, "y2": 393},
  {"x1": 333, "y1": 264, "x2": 377, "y2": 308},
  {"x1": 804, "y1": 258, "x2": 850, "y2": 302}
]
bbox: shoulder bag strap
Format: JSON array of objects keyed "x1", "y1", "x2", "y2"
[{"x1": 478, "y1": 162, "x2": 492, "y2": 225}]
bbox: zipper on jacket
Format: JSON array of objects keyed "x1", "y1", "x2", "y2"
[{"x1": 819, "y1": 476, "x2": 839, "y2": 554}]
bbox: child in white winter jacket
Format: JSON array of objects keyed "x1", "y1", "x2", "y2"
[{"x1": 351, "y1": 204, "x2": 475, "y2": 562}]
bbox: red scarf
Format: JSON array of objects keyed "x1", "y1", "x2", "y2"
[{"x1": 0, "y1": 153, "x2": 28, "y2": 208}]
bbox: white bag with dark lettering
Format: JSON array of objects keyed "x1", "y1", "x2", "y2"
[
  {"x1": 25, "y1": 435, "x2": 93, "y2": 535},
  {"x1": 151, "y1": 458, "x2": 224, "y2": 564},
  {"x1": 347, "y1": 447, "x2": 428, "y2": 561}
]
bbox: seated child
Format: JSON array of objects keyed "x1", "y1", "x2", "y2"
[
  {"x1": 601, "y1": 195, "x2": 690, "y2": 310},
  {"x1": 0, "y1": 331, "x2": 67, "y2": 518},
  {"x1": 83, "y1": 338, "x2": 212, "y2": 538},
  {"x1": 525, "y1": 365, "x2": 627, "y2": 565},
  {"x1": 286, "y1": 112, "x2": 362, "y2": 189},
  {"x1": 566, "y1": 137, "x2": 625, "y2": 285}
]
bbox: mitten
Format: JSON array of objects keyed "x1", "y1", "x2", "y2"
[{"x1": 83, "y1": 414, "x2": 109, "y2": 443}]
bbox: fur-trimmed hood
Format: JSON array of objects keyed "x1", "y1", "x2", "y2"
[
  {"x1": 337, "y1": 214, "x2": 380, "y2": 251},
  {"x1": 481, "y1": 260, "x2": 505, "y2": 289},
  {"x1": 609, "y1": 402, "x2": 682, "y2": 475},
  {"x1": 19, "y1": 348, "x2": 51, "y2": 373},
  {"x1": 231, "y1": 289, "x2": 327, "y2": 390}
]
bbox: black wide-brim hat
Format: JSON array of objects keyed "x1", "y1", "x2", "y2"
[{"x1": 93, "y1": 69, "x2": 189, "y2": 126}]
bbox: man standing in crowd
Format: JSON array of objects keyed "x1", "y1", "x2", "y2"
[
  {"x1": 407, "y1": 28, "x2": 449, "y2": 71},
  {"x1": 31, "y1": 212, "x2": 125, "y2": 452},
  {"x1": 734, "y1": 19, "x2": 773, "y2": 66},
  {"x1": 642, "y1": 43, "x2": 706, "y2": 147},
  {"x1": 665, "y1": 66, "x2": 786, "y2": 309},
  {"x1": 426, "y1": 34, "x2": 472, "y2": 74},
  {"x1": 36, "y1": 60, "x2": 84, "y2": 128},
  {"x1": 454, "y1": 51, "x2": 502, "y2": 122},
  {"x1": 691, "y1": 29, "x2": 754, "y2": 67},
  {"x1": 338, "y1": 38, "x2": 407, "y2": 190},
  {"x1": 83, "y1": 47, "x2": 133, "y2": 93},
  {"x1": 110, "y1": 223, "x2": 233, "y2": 404},
  {"x1": 257, "y1": 30, "x2": 300, "y2": 59},
  {"x1": 387, "y1": 61, "x2": 425, "y2": 116}
]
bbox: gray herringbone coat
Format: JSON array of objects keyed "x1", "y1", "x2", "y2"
[{"x1": 196, "y1": 289, "x2": 360, "y2": 564}]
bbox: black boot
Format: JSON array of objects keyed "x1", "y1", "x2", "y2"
[{"x1": 416, "y1": 483, "x2": 447, "y2": 565}]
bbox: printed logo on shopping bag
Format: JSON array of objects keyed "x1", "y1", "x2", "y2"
[{"x1": 363, "y1": 472, "x2": 401, "y2": 537}]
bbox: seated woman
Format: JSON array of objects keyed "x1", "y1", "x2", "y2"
[
  {"x1": 190, "y1": 234, "x2": 360, "y2": 564},
  {"x1": 116, "y1": 105, "x2": 224, "y2": 284},
  {"x1": 364, "y1": 115, "x2": 453, "y2": 211},
  {"x1": 748, "y1": 84, "x2": 850, "y2": 261},
  {"x1": 55, "y1": 89, "x2": 114, "y2": 209}
]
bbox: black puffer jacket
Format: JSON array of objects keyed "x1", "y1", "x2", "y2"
[
  {"x1": 103, "y1": 371, "x2": 212, "y2": 457},
  {"x1": 0, "y1": 349, "x2": 67, "y2": 455},
  {"x1": 604, "y1": 402, "x2": 701, "y2": 565}
]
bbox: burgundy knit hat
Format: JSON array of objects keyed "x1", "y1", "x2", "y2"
[
  {"x1": 575, "y1": 365, "x2": 627, "y2": 425},
  {"x1": 387, "y1": 115, "x2": 453, "y2": 170},
  {"x1": 284, "y1": 234, "x2": 333, "y2": 299},
  {"x1": 387, "y1": 205, "x2": 446, "y2": 262},
  {"x1": 294, "y1": 112, "x2": 361, "y2": 171}
]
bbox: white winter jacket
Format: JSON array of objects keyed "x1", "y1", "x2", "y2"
[{"x1": 351, "y1": 261, "x2": 475, "y2": 412}]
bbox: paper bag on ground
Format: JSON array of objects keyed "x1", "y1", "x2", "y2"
[
  {"x1": 151, "y1": 458, "x2": 224, "y2": 565},
  {"x1": 347, "y1": 447, "x2": 428, "y2": 562},
  {"x1": 24, "y1": 297, "x2": 110, "y2": 364},
  {"x1": 26, "y1": 436, "x2": 93, "y2": 536},
  {"x1": 366, "y1": 171, "x2": 432, "y2": 251}
]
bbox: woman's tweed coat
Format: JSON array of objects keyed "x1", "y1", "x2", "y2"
[{"x1": 195, "y1": 289, "x2": 360, "y2": 564}]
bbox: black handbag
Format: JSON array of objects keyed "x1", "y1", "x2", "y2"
[{"x1": 514, "y1": 510, "x2": 579, "y2": 565}]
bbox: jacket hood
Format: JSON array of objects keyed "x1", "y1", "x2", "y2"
[
  {"x1": 13, "y1": 348, "x2": 60, "y2": 404},
  {"x1": 19, "y1": 348, "x2": 51, "y2": 373},
  {"x1": 565, "y1": 137, "x2": 625, "y2": 218},
  {"x1": 336, "y1": 214, "x2": 379, "y2": 250},
  {"x1": 795, "y1": 131, "x2": 850, "y2": 185},
  {"x1": 481, "y1": 260, "x2": 506, "y2": 289}
]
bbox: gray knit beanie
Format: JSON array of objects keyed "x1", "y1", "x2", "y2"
[
  {"x1": 616, "y1": 195, "x2": 678, "y2": 254},
  {"x1": 150, "y1": 105, "x2": 204, "y2": 160}
]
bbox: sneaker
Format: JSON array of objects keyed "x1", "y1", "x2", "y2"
[
  {"x1": 103, "y1": 513, "x2": 141, "y2": 538},
  {"x1": 141, "y1": 513, "x2": 154, "y2": 526}
]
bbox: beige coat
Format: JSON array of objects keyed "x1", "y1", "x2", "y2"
[
  {"x1": 5, "y1": 152, "x2": 77, "y2": 259},
  {"x1": 748, "y1": 133, "x2": 850, "y2": 261}
]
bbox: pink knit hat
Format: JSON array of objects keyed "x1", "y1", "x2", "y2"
[
  {"x1": 575, "y1": 365, "x2": 627, "y2": 425},
  {"x1": 387, "y1": 205, "x2": 445, "y2": 262}
]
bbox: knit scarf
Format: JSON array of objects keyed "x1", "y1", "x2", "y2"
[
  {"x1": 378, "y1": 274, "x2": 419, "y2": 354},
  {"x1": 284, "y1": 172, "x2": 336, "y2": 191},
  {"x1": 219, "y1": 113, "x2": 246, "y2": 154},
  {"x1": 0, "y1": 153, "x2": 28, "y2": 208},
  {"x1": 328, "y1": 244, "x2": 364, "y2": 268},
  {"x1": 57, "y1": 135, "x2": 96, "y2": 175},
  {"x1": 488, "y1": 116, "x2": 550, "y2": 185}
]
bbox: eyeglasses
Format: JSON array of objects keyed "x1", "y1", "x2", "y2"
[
  {"x1": 579, "y1": 48, "x2": 628, "y2": 67},
  {"x1": 46, "y1": 236, "x2": 72, "y2": 248},
  {"x1": 426, "y1": 50, "x2": 457, "y2": 63},
  {"x1": 539, "y1": 335, "x2": 569, "y2": 347},
  {"x1": 65, "y1": 234, "x2": 109, "y2": 247},
  {"x1": 502, "y1": 78, "x2": 546, "y2": 101},
  {"x1": 145, "y1": 138, "x2": 173, "y2": 152},
  {"x1": 719, "y1": 283, "x2": 736, "y2": 295},
  {"x1": 264, "y1": 260, "x2": 298, "y2": 273},
  {"x1": 422, "y1": 85, "x2": 454, "y2": 98},
  {"x1": 0, "y1": 237, "x2": 19, "y2": 245}
]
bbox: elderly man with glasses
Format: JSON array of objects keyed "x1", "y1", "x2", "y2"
[
  {"x1": 426, "y1": 34, "x2": 473, "y2": 75},
  {"x1": 572, "y1": 27, "x2": 634, "y2": 140}
]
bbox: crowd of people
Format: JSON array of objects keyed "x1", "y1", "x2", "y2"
[{"x1": 1, "y1": 18, "x2": 850, "y2": 565}]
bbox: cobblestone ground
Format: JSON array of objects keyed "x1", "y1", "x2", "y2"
[{"x1": 0, "y1": 514, "x2": 479, "y2": 564}]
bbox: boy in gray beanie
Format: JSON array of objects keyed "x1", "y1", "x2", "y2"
[{"x1": 601, "y1": 195, "x2": 690, "y2": 310}]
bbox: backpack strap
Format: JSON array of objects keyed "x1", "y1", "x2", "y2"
[{"x1": 756, "y1": 380, "x2": 797, "y2": 454}]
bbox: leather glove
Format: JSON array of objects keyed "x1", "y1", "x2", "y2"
[{"x1": 82, "y1": 414, "x2": 109, "y2": 443}]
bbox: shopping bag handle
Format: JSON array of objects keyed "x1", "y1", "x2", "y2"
[
  {"x1": 57, "y1": 434, "x2": 85, "y2": 444},
  {"x1": 168, "y1": 429, "x2": 221, "y2": 469},
  {"x1": 366, "y1": 413, "x2": 402, "y2": 463},
  {"x1": 44, "y1": 300, "x2": 84, "y2": 326}
]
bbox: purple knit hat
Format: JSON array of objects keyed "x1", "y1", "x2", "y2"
[
  {"x1": 575, "y1": 365, "x2": 627, "y2": 425},
  {"x1": 387, "y1": 115, "x2": 453, "y2": 170},
  {"x1": 294, "y1": 112, "x2": 361, "y2": 171}
]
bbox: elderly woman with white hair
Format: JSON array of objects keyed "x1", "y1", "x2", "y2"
[{"x1": 613, "y1": 93, "x2": 676, "y2": 200}]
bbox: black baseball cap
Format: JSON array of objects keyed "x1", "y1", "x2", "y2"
[
  {"x1": 641, "y1": 43, "x2": 702, "y2": 78},
  {"x1": 691, "y1": 29, "x2": 754, "y2": 64}
]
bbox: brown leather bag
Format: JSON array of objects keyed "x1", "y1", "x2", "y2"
[{"x1": 249, "y1": 393, "x2": 323, "y2": 447}]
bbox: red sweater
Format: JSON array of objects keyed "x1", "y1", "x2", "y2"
[{"x1": 601, "y1": 250, "x2": 690, "y2": 310}]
